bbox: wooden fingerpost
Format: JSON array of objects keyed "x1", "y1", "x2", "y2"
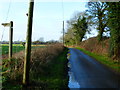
[
  {"x1": 9, "y1": 21, "x2": 13, "y2": 59},
  {"x1": 23, "y1": 0, "x2": 34, "y2": 87},
  {"x1": 1, "y1": 21, "x2": 13, "y2": 59}
]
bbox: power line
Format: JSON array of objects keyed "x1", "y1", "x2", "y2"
[
  {"x1": 1, "y1": 29, "x2": 5, "y2": 41},
  {"x1": 5, "y1": 0, "x2": 12, "y2": 22},
  {"x1": 61, "y1": 0, "x2": 65, "y2": 45},
  {"x1": 1, "y1": 0, "x2": 12, "y2": 41},
  {"x1": 61, "y1": 0, "x2": 64, "y2": 21}
]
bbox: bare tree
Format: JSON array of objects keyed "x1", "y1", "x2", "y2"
[{"x1": 86, "y1": 1, "x2": 108, "y2": 41}]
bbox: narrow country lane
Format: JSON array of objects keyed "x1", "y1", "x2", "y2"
[{"x1": 68, "y1": 48, "x2": 120, "y2": 88}]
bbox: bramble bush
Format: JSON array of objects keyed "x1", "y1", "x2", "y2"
[{"x1": 2, "y1": 43, "x2": 64, "y2": 84}]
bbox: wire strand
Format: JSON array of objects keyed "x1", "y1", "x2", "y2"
[
  {"x1": 1, "y1": 0, "x2": 12, "y2": 41},
  {"x1": 61, "y1": 0, "x2": 64, "y2": 21},
  {"x1": 5, "y1": 0, "x2": 12, "y2": 22}
]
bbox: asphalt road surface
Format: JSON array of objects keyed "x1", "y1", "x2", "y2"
[{"x1": 69, "y1": 48, "x2": 120, "y2": 89}]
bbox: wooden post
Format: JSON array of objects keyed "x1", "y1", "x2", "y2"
[
  {"x1": 9, "y1": 21, "x2": 13, "y2": 59},
  {"x1": 63, "y1": 21, "x2": 64, "y2": 46},
  {"x1": 23, "y1": 0, "x2": 34, "y2": 86}
]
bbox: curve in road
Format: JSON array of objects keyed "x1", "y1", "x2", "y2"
[{"x1": 68, "y1": 48, "x2": 120, "y2": 88}]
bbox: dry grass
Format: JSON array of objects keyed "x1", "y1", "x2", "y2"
[
  {"x1": 77, "y1": 37, "x2": 120, "y2": 74},
  {"x1": 2, "y1": 43, "x2": 64, "y2": 82},
  {"x1": 79, "y1": 37, "x2": 109, "y2": 56}
]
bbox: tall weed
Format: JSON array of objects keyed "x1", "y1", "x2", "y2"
[{"x1": 2, "y1": 43, "x2": 64, "y2": 83}]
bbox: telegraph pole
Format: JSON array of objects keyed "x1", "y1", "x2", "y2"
[
  {"x1": 1, "y1": 21, "x2": 13, "y2": 59},
  {"x1": 23, "y1": 0, "x2": 34, "y2": 86},
  {"x1": 63, "y1": 21, "x2": 64, "y2": 46}
]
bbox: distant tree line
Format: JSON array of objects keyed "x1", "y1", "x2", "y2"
[{"x1": 1, "y1": 40, "x2": 59, "y2": 46}]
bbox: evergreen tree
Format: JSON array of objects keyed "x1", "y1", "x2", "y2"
[
  {"x1": 107, "y1": 2, "x2": 120, "y2": 60},
  {"x1": 72, "y1": 16, "x2": 88, "y2": 43},
  {"x1": 65, "y1": 12, "x2": 88, "y2": 45}
]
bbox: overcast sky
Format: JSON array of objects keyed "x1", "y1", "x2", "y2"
[{"x1": 0, "y1": 0, "x2": 98, "y2": 42}]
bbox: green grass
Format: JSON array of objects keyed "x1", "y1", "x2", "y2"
[
  {"x1": 2, "y1": 82, "x2": 22, "y2": 90},
  {"x1": 2, "y1": 46, "x2": 25, "y2": 54},
  {"x1": 76, "y1": 47, "x2": 120, "y2": 73},
  {"x1": 1, "y1": 44, "x2": 46, "y2": 55}
]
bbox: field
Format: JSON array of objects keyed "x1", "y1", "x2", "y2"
[
  {"x1": 2, "y1": 44, "x2": 68, "y2": 89},
  {"x1": 1, "y1": 44, "x2": 46, "y2": 55}
]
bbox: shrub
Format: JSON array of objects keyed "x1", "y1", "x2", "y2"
[{"x1": 2, "y1": 43, "x2": 64, "y2": 83}]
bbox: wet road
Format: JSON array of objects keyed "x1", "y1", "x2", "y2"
[{"x1": 69, "y1": 48, "x2": 120, "y2": 88}]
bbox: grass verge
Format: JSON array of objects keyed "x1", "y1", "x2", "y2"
[{"x1": 76, "y1": 47, "x2": 120, "y2": 74}]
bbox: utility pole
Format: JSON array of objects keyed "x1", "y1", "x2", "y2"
[
  {"x1": 23, "y1": 0, "x2": 34, "y2": 86},
  {"x1": 63, "y1": 21, "x2": 64, "y2": 46},
  {"x1": 1, "y1": 21, "x2": 13, "y2": 59}
]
